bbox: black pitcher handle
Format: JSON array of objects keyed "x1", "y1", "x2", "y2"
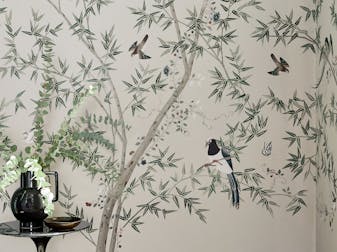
[{"x1": 45, "y1": 171, "x2": 59, "y2": 202}]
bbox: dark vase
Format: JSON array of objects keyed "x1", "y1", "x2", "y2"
[{"x1": 11, "y1": 171, "x2": 59, "y2": 231}]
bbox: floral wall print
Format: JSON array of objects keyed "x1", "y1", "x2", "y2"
[{"x1": 0, "y1": 0, "x2": 335, "y2": 252}]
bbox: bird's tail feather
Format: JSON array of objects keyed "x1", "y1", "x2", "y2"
[{"x1": 227, "y1": 173, "x2": 240, "y2": 209}]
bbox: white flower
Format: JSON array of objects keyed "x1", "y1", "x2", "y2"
[
  {"x1": 24, "y1": 159, "x2": 35, "y2": 168},
  {"x1": 8, "y1": 170, "x2": 17, "y2": 177},
  {"x1": 5, "y1": 156, "x2": 17, "y2": 168},
  {"x1": 5, "y1": 160, "x2": 13, "y2": 167},
  {"x1": 25, "y1": 159, "x2": 43, "y2": 174},
  {"x1": 46, "y1": 192, "x2": 54, "y2": 202},
  {"x1": 28, "y1": 166, "x2": 40, "y2": 173},
  {"x1": 44, "y1": 203, "x2": 54, "y2": 215},
  {"x1": 40, "y1": 187, "x2": 51, "y2": 196}
]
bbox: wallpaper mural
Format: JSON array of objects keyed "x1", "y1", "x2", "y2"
[
  {"x1": 316, "y1": 1, "x2": 337, "y2": 251},
  {"x1": 0, "y1": 0, "x2": 335, "y2": 252}
]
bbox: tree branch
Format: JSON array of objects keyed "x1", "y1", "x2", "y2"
[
  {"x1": 109, "y1": 3, "x2": 189, "y2": 249},
  {"x1": 95, "y1": 1, "x2": 209, "y2": 251},
  {"x1": 108, "y1": 201, "x2": 122, "y2": 252},
  {"x1": 169, "y1": 3, "x2": 189, "y2": 71},
  {"x1": 44, "y1": 3, "x2": 129, "y2": 251}
]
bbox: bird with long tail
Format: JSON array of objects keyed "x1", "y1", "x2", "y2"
[{"x1": 206, "y1": 138, "x2": 240, "y2": 209}]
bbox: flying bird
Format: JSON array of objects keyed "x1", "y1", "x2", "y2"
[
  {"x1": 268, "y1": 53, "x2": 289, "y2": 76},
  {"x1": 129, "y1": 34, "x2": 151, "y2": 59},
  {"x1": 206, "y1": 139, "x2": 240, "y2": 209}
]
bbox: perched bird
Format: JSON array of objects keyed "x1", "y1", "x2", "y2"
[
  {"x1": 268, "y1": 53, "x2": 289, "y2": 76},
  {"x1": 206, "y1": 139, "x2": 240, "y2": 208},
  {"x1": 129, "y1": 34, "x2": 151, "y2": 59}
]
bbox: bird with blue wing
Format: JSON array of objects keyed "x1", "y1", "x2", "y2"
[{"x1": 206, "y1": 138, "x2": 240, "y2": 209}]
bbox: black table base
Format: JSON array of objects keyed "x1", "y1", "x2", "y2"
[{"x1": 32, "y1": 237, "x2": 51, "y2": 252}]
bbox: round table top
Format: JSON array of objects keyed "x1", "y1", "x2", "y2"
[{"x1": 0, "y1": 220, "x2": 90, "y2": 238}]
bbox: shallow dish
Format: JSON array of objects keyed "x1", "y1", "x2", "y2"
[{"x1": 44, "y1": 217, "x2": 81, "y2": 231}]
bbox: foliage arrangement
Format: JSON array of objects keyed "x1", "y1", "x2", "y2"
[
  {"x1": 0, "y1": 0, "x2": 336, "y2": 251},
  {"x1": 0, "y1": 82, "x2": 98, "y2": 215},
  {"x1": 0, "y1": 47, "x2": 99, "y2": 215}
]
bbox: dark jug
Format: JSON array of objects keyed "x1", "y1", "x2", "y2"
[{"x1": 10, "y1": 171, "x2": 59, "y2": 231}]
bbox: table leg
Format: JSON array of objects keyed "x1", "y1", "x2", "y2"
[{"x1": 31, "y1": 237, "x2": 51, "y2": 252}]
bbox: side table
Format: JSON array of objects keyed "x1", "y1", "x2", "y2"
[{"x1": 0, "y1": 220, "x2": 90, "y2": 252}]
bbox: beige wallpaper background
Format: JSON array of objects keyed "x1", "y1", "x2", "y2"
[
  {"x1": 316, "y1": 1, "x2": 337, "y2": 252},
  {"x1": 0, "y1": 0, "x2": 333, "y2": 251}
]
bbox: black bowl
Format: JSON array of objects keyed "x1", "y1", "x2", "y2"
[{"x1": 44, "y1": 217, "x2": 81, "y2": 231}]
